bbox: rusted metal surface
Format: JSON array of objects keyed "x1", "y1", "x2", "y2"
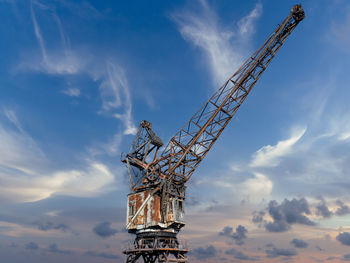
[
  {"x1": 127, "y1": 190, "x2": 162, "y2": 231},
  {"x1": 122, "y1": 4, "x2": 305, "y2": 263},
  {"x1": 127, "y1": 191, "x2": 185, "y2": 232}
]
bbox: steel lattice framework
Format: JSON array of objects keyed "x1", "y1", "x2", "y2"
[
  {"x1": 157, "y1": 4, "x2": 305, "y2": 185},
  {"x1": 122, "y1": 5, "x2": 305, "y2": 263}
]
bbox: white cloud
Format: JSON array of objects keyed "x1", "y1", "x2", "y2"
[
  {"x1": 92, "y1": 60, "x2": 137, "y2": 135},
  {"x1": 52, "y1": 11, "x2": 71, "y2": 55},
  {"x1": 339, "y1": 132, "x2": 350, "y2": 141},
  {"x1": 21, "y1": 1, "x2": 137, "y2": 135},
  {"x1": 99, "y1": 61, "x2": 137, "y2": 135},
  {"x1": 0, "y1": 110, "x2": 116, "y2": 203},
  {"x1": 28, "y1": 0, "x2": 82, "y2": 75},
  {"x1": 237, "y1": 2, "x2": 262, "y2": 36},
  {"x1": 208, "y1": 172, "x2": 273, "y2": 199},
  {"x1": 243, "y1": 93, "x2": 350, "y2": 196},
  {"x1": 172, "y1": 1, "x2": 262, "y2": 86},
  {"x1": 0, "y1": 112, "x2": 46, "y2": 176},
  {"x1": 61, "y1": 87, "x2": 80, "y2": 97},
  {"x1": 4, "y1": 108, "x2": 25, "y2": 133},
  {"x1": 87, "y1": 132, "x2": 123, "y2": 157},
  {"x1": 327, "y1": 112, "x2": 350, "y2": 142},
  {"x1": 196, "y1": 171, "x2": 272, "y2": 205},
  {"x1": 30, "y1": 0, "x2": 48, "y2": 65},
  {"x1": 241, "y1": 173, "x2": 273, "y2": 202},
  {"x1": 1, "y1": 162, "x2": 114, "y2": 203},
  {"x1": 250, "y1": 127, "x2": 306, "y2": 168}
]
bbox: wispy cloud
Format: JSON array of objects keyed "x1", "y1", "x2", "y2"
[
  {"x1": 172, "y1": 1, "x2": 262, "y2": 86},
  {"x1": 0, "y1": 109, "x2": 46, "y2": 176},
  {"x1": 4, "y1": 108, "x2": 25, "y2": 133},
  {"x1": 55, "y1": 0, "x2": 103, "y2": 19},
  {"x1": 0, "y1": 109, "x2": 115, "y2": 203},
  {"x1": 26, "y1": 0, "x2": 84, "y2": 75},
  {"x1": 22, "y1": 0, "x2": 137, "y2": 135},
  {"x1": 1, "y1": 159, "x2": 115, "y2": 203},
  {"x1": 61, "y1": 87, "x2": 80, "y2": 97},
  {"x1": 197, "y1": 171, "x2": 273, "y2": 206},
  {"x1": 87, "y1": 132, "x2": 123, "y2": 157},
  {"x1": 331, "y1": 6, "x2": 350, "y2": 52},
  {"x1": 249, "y1": 108, "x2": 350, "y2": 196},
  {"x1": 197, "y1": 101, "x2": 350, "y2": 205},
  {"x1": 237, "y1": 2, "x2": 262, "y2": 36},
  {"x1": 52, "y1": 11, "x2": 71, "y2": 56},
  {"x1": 99, "y1": 61, "x2": 137, "y2": 135},
  {"x1": 30, "y1": 0, "x2": 48, "y2": 64},
  {"x1": 250, "y1": 127, "x2": 306, "y2": 168}
]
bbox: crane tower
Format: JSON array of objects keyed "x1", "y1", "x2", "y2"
[{"x1": 122, "y1": 4, "x2": 305, "y2": 263}]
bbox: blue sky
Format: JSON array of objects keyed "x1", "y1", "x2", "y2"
[{"x1": 1, "y1": 0, "x2": 350, "y2": 262}]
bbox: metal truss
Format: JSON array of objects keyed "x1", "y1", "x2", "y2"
[
  {"x1": 157, "y1": 4, "x2": 305, "y2": 185},
  {"x1": 122, "y1": 5, "x2": 305, "y2": 193}
]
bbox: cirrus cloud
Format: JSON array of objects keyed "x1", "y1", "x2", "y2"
[
  {"x1": 250, "y1": 127, "x2": 306, "y2": 168},
  {"x1": 0, "y1": 110, "x2": 116, "y2": 203},
  {"x1": 172, "y1": 0, "x2": 262, "y2": 86}
]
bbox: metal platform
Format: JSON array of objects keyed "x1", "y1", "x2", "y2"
[{"x1": 123, "y1": 232, "x2": 188, "y2": 263}]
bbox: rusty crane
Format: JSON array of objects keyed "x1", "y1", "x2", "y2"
[{"x1": 122, "y1": 4, "x2": 305, "y2": 263}]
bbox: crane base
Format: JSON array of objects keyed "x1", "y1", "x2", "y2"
[{"x1": 123, "y1": 231, "x2": 188, "y2": 263}]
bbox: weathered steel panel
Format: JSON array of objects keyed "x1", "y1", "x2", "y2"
[
  {"x1": 127, "y1": 190, "x2": 163, "y2": 231},
  {"x1": 127, "y1": 191, "x2": 186, "y2": 231}
]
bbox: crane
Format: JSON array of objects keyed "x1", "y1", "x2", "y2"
[{"x1": 122, "y1": 4, "x2": 305, "y2": 263}]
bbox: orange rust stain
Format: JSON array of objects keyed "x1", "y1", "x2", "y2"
[{"x1": 127, "y1": 190, "x2": 162, "y2": 230}]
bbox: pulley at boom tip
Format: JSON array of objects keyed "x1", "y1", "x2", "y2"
[{"x1": 291, "y1": 4, "x2": 305, "y2": 23}]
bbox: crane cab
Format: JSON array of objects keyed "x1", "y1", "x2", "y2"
[{"x1": 126, "y1": 190, "x2": 185, "y2": 233}]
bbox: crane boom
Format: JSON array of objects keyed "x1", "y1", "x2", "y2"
[{"x1": 157, "y1": 4, "x2": 305, "y2": 184}]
